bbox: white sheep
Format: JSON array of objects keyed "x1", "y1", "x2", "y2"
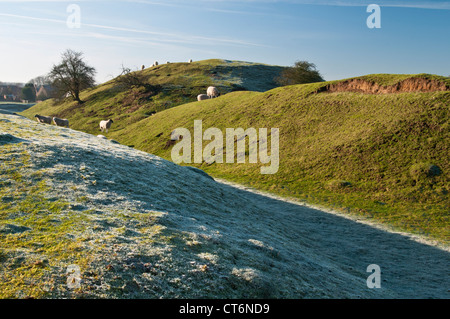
[
  {"x1": 35, "y1": 114, "x2": 52, "y2": 124},
  {"x1": 99, "y1": 119, "x2": 114, "y2": 133},
  {"x1": 188, "y1": 59, "x2": 193, "y2": 63},
  {"x1": 153, "y1": 61, "x2": 159, "y2": 66},
  {"x1": 166, "y1": 61, "x2": 170, "y2": 64},
  {"x1": 207, "y1": 86, "x2": 219, "y2": 99},
  {"x1": 197, "y1": 94, "x2": 210, "y2": 101},
  {"x1": 52, "y1": 117, "x2": 69, "y2": 127},
  {"x1": 141, "y1": 65, "x2": 145, "y2": 70}
]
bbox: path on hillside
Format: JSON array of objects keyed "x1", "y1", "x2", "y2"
[{"x1": 1, "y1": 113, "x2": 449, "y2": 299}]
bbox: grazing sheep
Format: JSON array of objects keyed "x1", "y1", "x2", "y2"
[
  {"x1": 141, "y1": 65, "x2": 145, "y2": 70},
  {"x1": 166, "y1": 61, "x2": 170, "y2": 64},
  {"x1": 207, "y1": 86, "x2": 220, "y2": 99},
  {"x1": 99, "y1": 119, "x2": 114, "y2": 133},
  {"x1": 154, "y1": 61, "x2": 159, "y2": 66},
  {"x1": 35, "y1": 114, "x2": 52, "y2": 124},
  {"x1": 52, "y1": 117, "x2": 69, "y2": 127},
  {"x1": 188, "y1": 59, "x2": 193, "y2": 63},
  {"x1": 197, "y1": 94, "x2": 210, "y2": 101}
]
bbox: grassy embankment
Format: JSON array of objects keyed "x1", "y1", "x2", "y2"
[
  {"x1": 22, "y1": 59, "x2": 284, "y2": 135},
  {"x1": 21, "y1": 71, "x2": 450, "y2": 244}
]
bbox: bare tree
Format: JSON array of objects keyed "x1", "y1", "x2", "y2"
[
  {"x1": 114, "y1": 64, "x2": 147, "y2": 89},
  {"x1": 29, "y1": 75, "x2": 51, "y2": 87},
  {"x1": 48, "y1": 49, "x2": 96, "y2": 103},
  {"x1": 113, "y1": 64, "x2": 161, "y2": 98}
]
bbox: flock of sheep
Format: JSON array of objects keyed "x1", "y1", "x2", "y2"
[
  {"x1": 35, "y1": 60, "x2": 221, "y2": 135},
  {"x1": 35, "y1": 114, "x2": 69, "y2": 127},
  {"x1": 197, "y1": 86, "x2": 220, "y2": 101},
  {"x1": 141, "y1": 58, "x2": 193, "y2": 70},
  {"x1": 35, "y1": 87, "x2": 218, "y2": 133},
  {"x1": 35, "y1": 114, "x2": 114, "y2": 133}
]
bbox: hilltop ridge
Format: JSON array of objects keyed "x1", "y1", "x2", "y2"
[{"x1": 21, "y1": 59, "x2": 285, "y2": 135}]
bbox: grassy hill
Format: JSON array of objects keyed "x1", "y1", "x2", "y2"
[
  {"x1": 21, "y1": 71, "x2": 450, "y2": 244},
  {"x1": 21, "y1": 59, "x2": 285, "y2": 135},
  {"x1": 2, "y1": 114, "x2": 449, "y2": 299}
]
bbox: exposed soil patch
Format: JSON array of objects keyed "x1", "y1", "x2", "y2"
[{"x1": 317, "y1": 78, "x2": 449, "y2": 94}]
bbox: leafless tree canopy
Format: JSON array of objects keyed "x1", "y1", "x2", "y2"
[{"x1": 48, "y1": 49, "x2": 96, "y2": 103}]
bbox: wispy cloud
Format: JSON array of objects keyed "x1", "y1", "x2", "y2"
[
  {"x1": 0, "y1": 12, "x2": 263, "y2": 47},
  {"x1": 137, "y1": 0, "x2": 450, "y2": 10},
  {"x1": 0, "y1": 13, "x2": 65, "y2": 25},
  {"x1": 0, "y1": 0, "x2": 448, "y2": 10},
  {"x1": 82, "y1": 22, "x2": 264, "y2": 47},
  {"x1": 266, "y1": 0, "x2": 450, "y2": 10},
  {"x1": 0, "y1": 0, "x2": 132, "y2": 1},
  {"x1": 381, "y1": 2, "x2": 450, "y2": 10},
  {"x1": 125, "y1": 0, "x2": 276, "y2": 16}
]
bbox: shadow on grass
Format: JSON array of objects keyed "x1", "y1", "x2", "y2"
[{"x1": 212, "y1": 63, "x2": 285, "y2": 92}]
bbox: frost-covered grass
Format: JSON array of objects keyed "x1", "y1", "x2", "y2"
[
  {"x1": 0, "y1": 140, "x2": 93, "y2": 298},
  {"x1": 1, "y1": 114, "x2": 449, "y2": 299}
]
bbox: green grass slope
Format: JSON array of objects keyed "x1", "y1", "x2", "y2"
[
  {"x1": 111, "y1": 74, "x2": 450, "y2": 243},
  {"x1": 21, "y1": 59, "x2": 285, "y2": 134},
  {"x1": 3, "y1": 114, "x2": 449, "y2": 299},
  {"x1": 21, "y1": 71, "x2": 450, "y2": 243}
]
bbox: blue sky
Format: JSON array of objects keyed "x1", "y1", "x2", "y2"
[{"x1": 0, "y1": 0, "x2": 449, "y2": 84}]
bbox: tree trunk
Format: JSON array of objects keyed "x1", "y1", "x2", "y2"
[{"x1": 74, "y1": 91, "x2": 83, "y2": 104}]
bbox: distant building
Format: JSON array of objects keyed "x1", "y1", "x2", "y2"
[
  {"x1": 35, "y1": 84, "x2": 54, "y2": 101},
  {"x1": 0, "y1": 84, "x2": 22, "y2": 101},
  {"x1": 3, "y1": 94, "x2": 17, "y2": 101}
]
